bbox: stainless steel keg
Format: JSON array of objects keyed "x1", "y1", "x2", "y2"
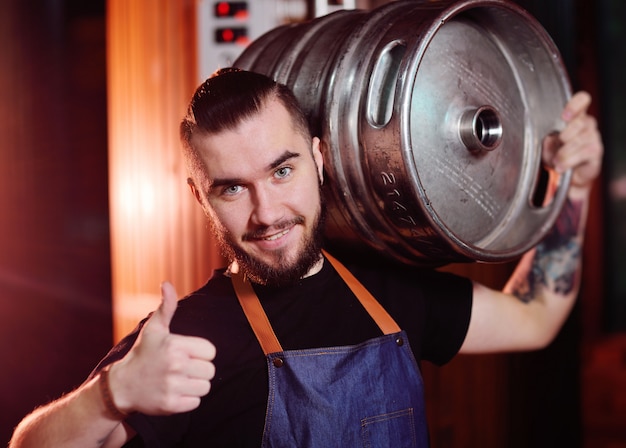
[{"x1": 235, "y1": 0, "x2": 572, "y2": 265}]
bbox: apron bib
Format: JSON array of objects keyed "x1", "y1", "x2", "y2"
[{"x1": 232, "y1": 251, "x2": 428, "y2": 447}]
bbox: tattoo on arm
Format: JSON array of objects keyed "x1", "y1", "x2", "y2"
[{"x1": 512, "y1": 199, "x2": 584, "y2": 303}]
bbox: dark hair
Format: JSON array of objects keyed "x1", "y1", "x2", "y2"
[{"x1": 180, "y1": 68, "x2": 312, "y2": 185}]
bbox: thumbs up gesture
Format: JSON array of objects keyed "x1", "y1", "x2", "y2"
[{"x1": 105, "y1": 282, "x2": 216, "y2": 416}]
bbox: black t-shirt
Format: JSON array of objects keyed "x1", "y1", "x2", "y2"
[{"x1": 96, "y1": 257, "x2": 472, "y2": 447}]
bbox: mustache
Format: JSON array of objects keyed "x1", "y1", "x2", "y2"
[{"x1": 242, "y1": 216, "x2": 305, "y2": 241}]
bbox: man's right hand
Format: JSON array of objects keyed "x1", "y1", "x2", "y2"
[{"x1": 107, "y1": 282, "x2": 216, "y2": 415}]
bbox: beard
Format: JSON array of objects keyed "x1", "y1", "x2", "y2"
[{"x1": 211, "y1": 190, "x2": 326, "y2": 287}]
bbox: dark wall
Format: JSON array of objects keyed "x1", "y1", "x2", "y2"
[
  {"x1": 0, "y1": 1, "x2": 111, "y2": 444},
  {"x1": 598, "y1": 0, "x2": 626, "y2": 332},
  {"x1": 505, "y1": 2, "x2": 598, "y2": 446}
]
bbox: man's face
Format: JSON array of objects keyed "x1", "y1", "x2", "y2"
[{"x1": 190, "y1": 97, "x2": 325, "y2": 285}]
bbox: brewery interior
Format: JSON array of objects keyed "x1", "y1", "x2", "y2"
[{"x1": 1, "y1": 0, "x2": 624, "y2": 446}]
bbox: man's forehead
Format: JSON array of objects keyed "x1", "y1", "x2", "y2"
[{"x1": 190, "y1": 100, "x2": 310, "y2": 172}]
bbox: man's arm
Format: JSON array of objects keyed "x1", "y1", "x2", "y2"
[
  {"x1": 9, "y1": 282, "x2": 216, "y2": 448},
  {"x1": 9, "y1": 375, "x2": 133, "y2": 448},
  {"x1": 460, "y1": 91, "x2": 603, "y2": 354}
]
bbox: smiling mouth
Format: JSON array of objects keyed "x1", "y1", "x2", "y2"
[
  {"x1": 262, "y1": 228, "x2": 290, "y2": 241},
  {"x1": 244, "y1": 217, "x2": 304, "y2": 243}
]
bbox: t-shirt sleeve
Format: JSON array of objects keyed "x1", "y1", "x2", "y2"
[
  {"x1": 86, "y1": 316, "x2": 149, "y2": 380},
  {"x1": 418, "y1": 270, "x2": 473, "y2": 365}
]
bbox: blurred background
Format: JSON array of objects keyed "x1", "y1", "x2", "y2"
[{"x1": 1, "y1": 0, "x2": 624, "y2": 446}]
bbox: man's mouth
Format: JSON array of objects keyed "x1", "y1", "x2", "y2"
[
  {"x1": 261, "y1": 228, "x2": 290, "y2": 241},
  {"x1": 244, "y1": 217, "x2": 304, "y2": 243}
]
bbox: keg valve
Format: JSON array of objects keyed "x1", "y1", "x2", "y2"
[{"x1": 459, "y1": 106, "x2": 503, "y2": 152}]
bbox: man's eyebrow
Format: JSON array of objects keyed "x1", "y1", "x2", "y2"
[
  {"x1": 209, "y1": 176, "x2": 243, "y2": 190},
  {"x1": 268, "y1": 151, "x2": 300, "y2": 170}
]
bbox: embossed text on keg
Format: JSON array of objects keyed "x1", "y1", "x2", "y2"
[{"x1": 380, "y1": 171, "x2": 417, "y2": 227}]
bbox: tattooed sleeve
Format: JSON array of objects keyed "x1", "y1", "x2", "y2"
[{"x1": 512, "y1": 199, "x2": 583, "y2": 303}]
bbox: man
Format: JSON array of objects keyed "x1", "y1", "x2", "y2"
[{"x1": 10, "y1": 68, "x2": 603, "y2": 447}]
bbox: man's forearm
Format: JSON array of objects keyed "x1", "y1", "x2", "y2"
[{"x1": 9, "y1": 374, "x2": 126, "y2": 448}]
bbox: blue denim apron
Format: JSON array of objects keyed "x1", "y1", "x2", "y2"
[{"x1": 232, "y1": 251, "x2": 428, "y2": 447}]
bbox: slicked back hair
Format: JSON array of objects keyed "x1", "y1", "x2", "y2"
[{"x1": 180, "y1": 68, "x2": 313, "y2": 186}]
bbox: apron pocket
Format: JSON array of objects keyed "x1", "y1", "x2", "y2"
[{"x1": 360, "y1": 408, "x2": 417, "y2": 448}]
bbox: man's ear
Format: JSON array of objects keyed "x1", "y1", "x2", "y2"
[
  {"x1": 187, "y1": 178, "x2": 203, "y2": 205},
  {"x1": 312, "y1": 137, "x2": 324, "y2": 184}
]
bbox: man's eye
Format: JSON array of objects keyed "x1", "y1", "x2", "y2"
[
  {"x1": 223, "y1": 185, "x2": 243, "y2": 195},
  {"x1": 275, "y1": 166, "x2": 292, "y2": 179}
]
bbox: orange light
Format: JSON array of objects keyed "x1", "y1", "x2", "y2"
[
  {"x1": 236, "y1": 36, "x2": 250, "y2": 46},
  {"x1": 234, "y1": 10, "x2": 249, "y2": 20}
]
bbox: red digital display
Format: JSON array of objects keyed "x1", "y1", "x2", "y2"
[
  {"x1": 214, "y1": 2, "x2": 249, "y2": 19},
  {"x1": 215, "y1": 27, "x2": 249, "y2": 44}
]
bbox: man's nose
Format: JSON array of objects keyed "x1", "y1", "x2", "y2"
[{"x1": 250, "y1": 185, "x2": 284, "y2": 226}]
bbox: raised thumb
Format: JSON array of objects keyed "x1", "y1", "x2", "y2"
[{"x1": 152, "y1": 281, "x2": 179, "y2": 330}]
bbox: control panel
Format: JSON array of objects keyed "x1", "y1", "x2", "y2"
[{"x1": 196, "y1": 0, "x2": 356, "y2": 82}]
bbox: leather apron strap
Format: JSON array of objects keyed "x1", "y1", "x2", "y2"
[
  {"x1": 231, "y1": 250, "x2": 402, "y2": 355},
  {"x1": 322, "y1": 250, "x2": 401, "y2": 336},
  {"x1": 232, "y1": 271, "x2": 283, "y2": 355}
]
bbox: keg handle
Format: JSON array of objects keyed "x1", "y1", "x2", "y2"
[
  {"x1": 530, "y1": 130, "x2": 572, "y2": 209},
  {"x1": 366, "y1": 40, "x2": 406, "y2": 128}
]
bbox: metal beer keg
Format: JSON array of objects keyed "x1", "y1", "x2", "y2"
[{"x1": 234, "y1": 0, "x2": 572, "y2": 265}]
